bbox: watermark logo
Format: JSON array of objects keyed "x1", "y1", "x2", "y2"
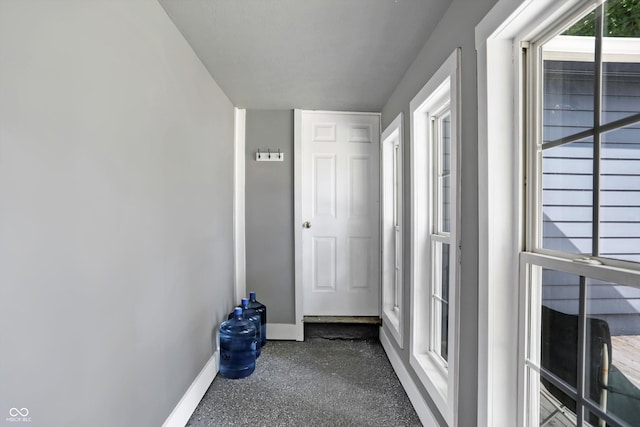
[{"x1": 6, "y1": 408, "x2": 31, "y2": 423}]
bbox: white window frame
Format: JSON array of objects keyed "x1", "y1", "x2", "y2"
[
  {"x1": 523, "y1": 5, "x2": 640, "y2": 426},
  {"x1": 475, "y1": 0, "x2": 639, "y2": 425},
  {"x1": 381, "y1": 113, "x2": 404, "y2": 348},
  {"x1": 409, "y1": 48, "x2": 460, "y2": 424}
]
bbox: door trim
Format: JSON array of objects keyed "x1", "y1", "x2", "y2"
[
  {"x1": 234, "y1": 108, "x2": 246, "y2": 304},
  {"x1": 293, "y1": 109, "x2": 304, "y2": 340},
  {"x1": 294, "y1": 110, "x2": 382, "y2": 327}
]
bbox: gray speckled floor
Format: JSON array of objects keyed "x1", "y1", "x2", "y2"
[{"x1": 187, "y1": 338, "x2": 422, "y2": 427}]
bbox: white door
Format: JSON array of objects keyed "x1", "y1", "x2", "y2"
[{"x1": 301, "y1": 111, "x2": 380, "y2": 316}]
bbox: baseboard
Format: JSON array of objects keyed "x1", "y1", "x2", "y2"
[
  {"x1": 380, "y1": 327, "x2": 440, "y2": 427},
  {"x1": 162, "y1": 352, "x2": 218, "y2": 427},
  {"x1": 267, "y1": 323, "x2": 303, "y2": 341}
]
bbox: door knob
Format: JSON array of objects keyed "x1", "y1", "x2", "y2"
[{"x1": 302, "y1": 221, "x2": 312, "y2": 229}]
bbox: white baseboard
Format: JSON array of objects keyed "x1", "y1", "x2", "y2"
[
  {"x1": 380, "y1": 327, "x2": 440, "y2": 427},
  {"x1": 267, "y1": 323, "x2": 303, "y2": 341},
  {"x1": 162, "y1": 352, "x2": 218, "y2": 427}
]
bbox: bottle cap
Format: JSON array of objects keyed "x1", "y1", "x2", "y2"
[
  {"x1": 234, "y1": 307, "x2": 242, "y2": 316},
  {"x1": 241, "y1": 298, "x2": 249, "y2": 307},
  {"x1": 250, "y1": 292, "x2": 256, "y2": 299}
]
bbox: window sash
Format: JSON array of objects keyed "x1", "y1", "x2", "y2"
[
  {"x1": 430, "y1": 239, "x2": 450, "y2": 366},
  {"x1": 521, "y1": 251, "x2": 640, "y2": 426},
  {"x1": 532, "y1": 2, "x2": 640, "y2": 266},
  {"x1": 432, "y1": 108, "x2": 451, "y2": 235}
]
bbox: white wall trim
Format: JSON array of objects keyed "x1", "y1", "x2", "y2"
[
  {"x1": 380, "y1": 327, "x2": 439, "y2": 427},
  {"x1": 162, "y1": 352, "x2": 218, "y2": 427},
  {"x1": 234, "y1": 108, "x2": 246, "y2": 304},
  {"x1": 267, "y1": 323, "x2": 304, "y2": 341},
  {"x1": 293, "y1": 109, "x2": 304, "y2": 341},
  {"x1": 300, "y1": 110, "x2": 382, "y2": 117},
  {"x1": 381, "y1": 112, "x2": 404, "y2": 348}
]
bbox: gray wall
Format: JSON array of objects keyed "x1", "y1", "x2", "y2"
[
  {"x1": 0, "y1": 1, "x2": 235, "y2": 426},
  {"x1": 381, "y1": 0, "x2": 497, "y2": 425},
  {"x1": 245, "y1": 110, "x2": 295, "y2": 323}
]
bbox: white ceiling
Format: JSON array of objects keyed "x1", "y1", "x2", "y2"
[{"x1": 158, "y1": 0, "x2": 452, "y2": 111}]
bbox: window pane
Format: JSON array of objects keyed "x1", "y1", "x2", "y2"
[
  {"x1": 543, "y1": 60, "x2": 596, "y2": 144},
  {"x1": 603, "y1": 0, "x2": 640, "y2": 38},
  {"x1": 585, "y1": 409, "x2": 628, "y2": 427},
  {"x1": 539, "y1": 376, "x2": 578, "y2": 426},
  {"x1": 543, "y1": 5, "x2": 595, "y2": 145},
  {"x1": 393, "y1": 143, "x2": 400, "y2": 227},
  {"x1": 437, "y1": 112, "x2": 451, "y2": 233},
  {"x1": 602, "y1": 61, "x2": 640, "y2": 127},
  {"x1": 442, "y1": 114, "x2": 451, "y2": 174},
  {"x1": 542, "y1": 140, "x2": 594, "y2": 254},
  {"x1": 562, "y1": 9, "x2": 596, "y2": 38},
  {"x1": 600, "y1": 125, "x2": 640, "y2": 263},
  {"x1": 586, "y1": 279, "x2": 640, "y2": 427},
  {"x1": 541, "y1": 269, "x2": 581, "y2": 389},
  {"x1": 394, "y1": 225, "x2": 401, "y2": 309},
  {"x1": 432, "y1": 241, "x2": 450, "y2": 362},
  {"x1": 601, "y1": 0, "x2": 640, "y2": 141},
  {"x1": 441, "y1": 174, "x2": 451, "y2": 233},
  {"x1": 440, "y1": 242, "x2": 449, "y2": 361}
]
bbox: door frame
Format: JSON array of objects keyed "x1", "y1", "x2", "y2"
[
  {"x1": 233, "y1": 108, "x2": 246, "y2": 305},
  {"x1": 294, "y1": 110, "x2": 382, "y2": 337}
]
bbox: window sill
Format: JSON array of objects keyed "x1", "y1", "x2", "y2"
[
  {"x1": 410, "y1": 352, "x2": 449, "y2": 422},
  {"x1": 382, "y1": 308, "x2": 403, "y2": 348}
]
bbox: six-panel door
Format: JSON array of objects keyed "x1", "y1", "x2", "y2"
[{"x1": 302, "y1": 112, "x2": 380, "y2": 316}]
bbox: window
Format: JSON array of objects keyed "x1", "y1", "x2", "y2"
[
  {"x1": 431, "y1": 107, "x2": 451, "y2": 365},
  {"x1": 409, "y1": 49, "x2": 460, "y2": 423},
  {"x1": 523, "y1": 2, "x2": 640, "y2": 426},
  {"x1": 382, "y1": 113, "x2": 404, "y2": 347}
]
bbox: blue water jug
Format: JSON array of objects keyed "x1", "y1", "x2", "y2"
[
  {"x1": 219, "y1": 307, "x2": 257, "y2": 379},
  {"x1": 248, "y1": 292, "x2": 267, "y2": 347},
  {"x1": 228, "y1": 298, "x2": 261, "y2": 358}
]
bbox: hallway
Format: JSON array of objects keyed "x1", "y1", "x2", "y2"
[{"x1": 187, "y1": 337, "x2": 421, "y2": 427}]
